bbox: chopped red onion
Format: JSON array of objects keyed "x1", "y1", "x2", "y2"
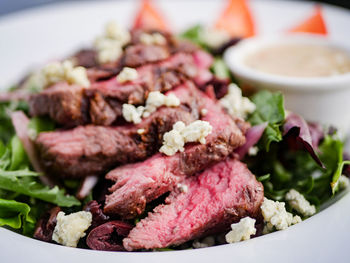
[
  {"x1": 235, "y1": 123, "x2": 268, "y2": 159},
  {"x1": 77, "y1": 175, "x2": 99, "y2": 200}
]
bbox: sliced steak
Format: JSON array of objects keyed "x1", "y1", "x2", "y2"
[
  {"x1": 121, "y1": 44, "x2": 170, "y2": 68},
  {"x1": 29, "y1": 52, "x2": 201, "y2": 127},
  {"x1": 123, "y1": 159, "x2": 264, "y2": 251},
  {"x1": 29, "y1": 83, "x2": 88, "y2": 127},
  {"x1": 104, "y1": 86, "x2": 246, "y2": 218},
  {"x1": 73, "y1": 49, "x2": 98, "y2": 68},
  {"x1": 36, "y1": 84, "x2": 200, "y2": 178}
]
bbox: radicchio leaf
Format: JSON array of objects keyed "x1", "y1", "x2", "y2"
[
  {"x1": 33, "y1": 206, "x2": 61, "y2": 242},
  {"x1": 283, "y1": 112, "x2": 324, "y2": 168},
  {"x1": 235, "y1": 122, "x2": 268, "y2": 159}
]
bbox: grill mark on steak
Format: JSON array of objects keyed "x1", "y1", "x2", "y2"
[
  {"x1": 29, "y1": 52, "x2": 201, "y2": 127},
  {"x1": 122, "y1": 159, "x2": 264, "y2": 251},
  {"x1": 35, "y1": 84, "x2": 200, "y2": 178},
  {"x1": 103, "y1": 85, "x2": 246, "y2": 218}
]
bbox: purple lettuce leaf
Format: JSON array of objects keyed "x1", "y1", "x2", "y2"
[
  {"x1": 283, "y1": 112, "x2": 324, "y2": 168},
  {"x1": 307, "y1": 122, "x2": 324, "y2": 149}
]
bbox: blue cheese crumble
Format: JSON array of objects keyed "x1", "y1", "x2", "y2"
[
  {"x1": 116, "y1": 67, "x2": 138, "y2": 83},
  {"x1": 225, "y1": 217, "x2": 256, "y2": 243},
  {"x1": 220, "y1": 84, "x2": 256, "y2": 119},
  {"x1": 261, "y1": 198, "x2": 301, "y2": 233},
  {"x1": 159, "y1": 120, "x2": 213, "y2": 156},
  {"x1": 52, "y1": 211, "x2": 92, "y2": 247},
  {"x1": 285, "y1": 189, "x2": 316, "y2": 217},
  {"x1": 94, "y1": 21, "x2": 130, "y2": 64},
  {"x1": 39, "y1": 60, "x2": 90, "y2": 88},
  {"x1": 139, "y1": 32, "x2": 167, "y2": 45},
  {"x1": 122, "y1": 91, "x2": 180, "y2": 124},
  {"x1": 122, "y1": 104, "x2": 145, "y2": 124}
]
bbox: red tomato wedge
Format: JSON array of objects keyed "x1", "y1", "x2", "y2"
[
  {"x1": 214, "y1": 0, "x2": 255, "y2": 38},
  {"x1": 132, "y1": 0, "x2": 169, "y2": 32},
  {"x1": 289, "y1": 6, "x2": 328, "y2": 35}
]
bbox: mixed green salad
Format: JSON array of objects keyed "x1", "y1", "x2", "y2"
[{"x1": 0, "y1": 24, "x2": 349, "y2": 247}]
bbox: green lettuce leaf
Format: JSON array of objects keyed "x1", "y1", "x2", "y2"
[
  {"x1": 317, "y1": 135, "x2": 348, "y2": 194},
  {"x1": 0, "y1": 101, "x2": 29, "y2": 144},
  {"x1": 247, "y1": 134, "x2": 347, "y2": 208},
  {"x1": 179, "y1": 24, "x2": 207, "y2": 50},
  {"x1": 0, "y1": 169, "x2": 80, "y2": 207},
  {"x1": 0, "y1": 134, "x2": 80, "y2": 207},
  {"x1": 9, "y1": 136, "x2": 29, "y2": 171},
  {"x1": 211, "y1": 58, "x2": 231, "y2": 79},
  {"x1": 0, "y1": 198, "x2": 33, "y2": 229},
  {"x1": 0, "y1": 103, "x2": 79, "y2": 235},
  {"x1": 28, "y1": 116, "x2": 55, "y2": 139},
  {"x1": 248, "y1": 91, "x2": 285, "y2": 151}
]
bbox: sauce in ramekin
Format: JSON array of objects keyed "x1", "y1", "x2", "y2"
[{"x1": 244, "y1": 44, "x2": 350, "y2": 77}]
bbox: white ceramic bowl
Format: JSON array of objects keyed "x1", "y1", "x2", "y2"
[
  {"x1": 224, "y1": 34, "x2": 350, "y2": 135},
  {"x1": 2, "y1": 1, "x2": 350, "y2": 262}
]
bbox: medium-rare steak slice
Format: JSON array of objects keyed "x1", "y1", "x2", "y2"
[
  {"x1": 29, "y1": 52, "x2": 202, "y2": 126},
  {"x1": 104, "y1": 86, "x2": 246, "y2": 218},
  {"x1": 36, "y1": 83, "x2": 200, "y2": 178},
  {"x1": 123, "y1": 159, "x2": 264, "y2": 251}
]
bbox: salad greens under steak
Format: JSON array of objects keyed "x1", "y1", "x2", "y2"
[
  {"x1": 0, "y1": 22, "x2": 349, "y2": 250},
  {"x1": 0, "y1": 109, "x2": 80, "y2": 234}
]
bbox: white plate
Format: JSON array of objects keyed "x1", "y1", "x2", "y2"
[{"x1": 1, "y1": 1, "x2": 350, "y2": 262}]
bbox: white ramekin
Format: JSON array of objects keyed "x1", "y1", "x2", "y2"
[{"x1": 224, "y1": 34, "x2": 350, "y2": 135}]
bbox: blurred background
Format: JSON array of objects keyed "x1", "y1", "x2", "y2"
[{"x1": 0, "y1": 0, "x2": 349, "y2": 16}]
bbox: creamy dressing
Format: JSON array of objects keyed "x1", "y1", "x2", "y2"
[{"x1": 245, "y1": 44, "x2": 350, "y2": 77}]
